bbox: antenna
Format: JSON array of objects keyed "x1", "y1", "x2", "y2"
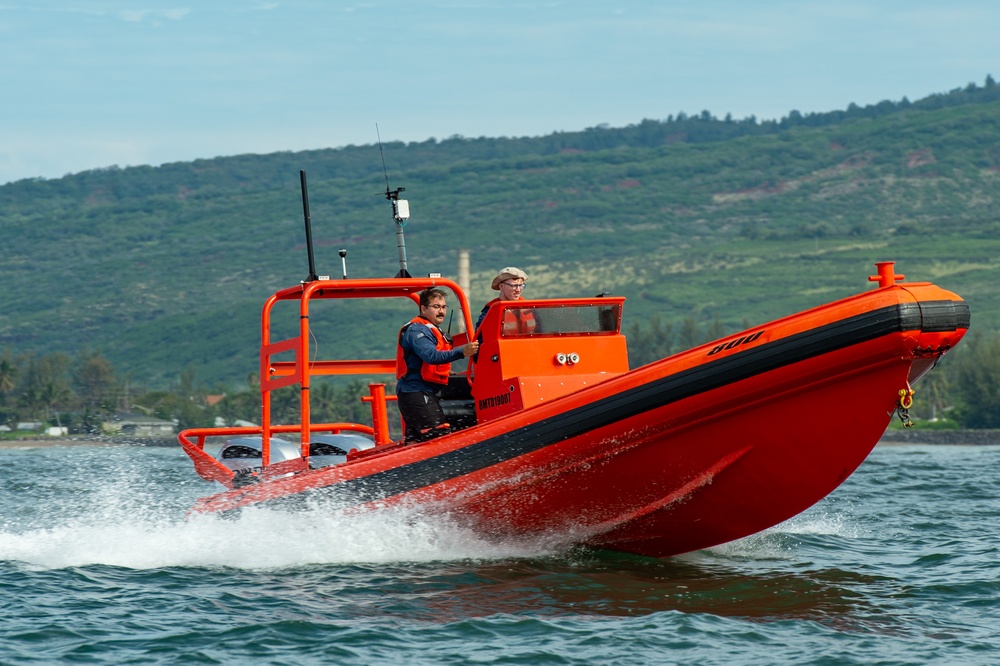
[
  {"x1": 376, "y1": 124, "x2": 412, "y2": 278},
  {"x1": 300, "y1": 170, "x2": 319, "y2": 282}
]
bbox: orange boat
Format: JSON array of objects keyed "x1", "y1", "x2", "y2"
[{"x1": 179, "y1": 176, "x2": 970, "y2": 559}]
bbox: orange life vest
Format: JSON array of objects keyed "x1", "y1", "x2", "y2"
[
  {"x1": 502, "y1": 307, "x2": 537, "y2": 336},
  {"x1": 479, "y1": 299, "x2": 538, "y2": 336},
  {"x1": 396, "y1": 316, "x2": 454, "y2": 386}
]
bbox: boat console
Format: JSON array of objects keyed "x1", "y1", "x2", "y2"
[{"x1": 468, "y1": 297, "x2": 629, "y2": 423}]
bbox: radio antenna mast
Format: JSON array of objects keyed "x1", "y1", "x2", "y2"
[
  {"x1": 376, "y1": 124, "x2": 412, "y2": 278},
  {"x1": 299, "y1": 170, "x2": 319, "y2": 282}
]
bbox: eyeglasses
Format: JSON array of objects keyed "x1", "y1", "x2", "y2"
[
  {"x1": 501, "y1": 282, "x2": 525, "y2": 290},
  {"x1": 426, "y1": 304, "x2": 448, "y2": 310}
]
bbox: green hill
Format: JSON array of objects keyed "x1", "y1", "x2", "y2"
[{"x1": 2, "y1": 78, "x2": 998, "y2": 390}]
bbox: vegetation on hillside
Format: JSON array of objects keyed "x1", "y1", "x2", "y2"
[{"x1": 0, "y1": 75, "x2": 997, "y2": 402}]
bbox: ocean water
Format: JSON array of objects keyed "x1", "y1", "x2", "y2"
[{"x1": 1, "y1": 442, "x2": 997, "y2": 665}]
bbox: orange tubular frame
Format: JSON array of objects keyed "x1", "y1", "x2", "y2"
[{"x1": 181, "y1": 277, "x2": 475, "y2": 483}]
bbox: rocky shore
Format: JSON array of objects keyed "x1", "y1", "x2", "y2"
[{"x1": 878, "y1": 429, "x2": 1000, "y2": 446}]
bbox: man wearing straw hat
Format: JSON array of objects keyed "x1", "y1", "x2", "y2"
[{"x1": 475, "y1": 266, "x2": 536, "y2": 334}]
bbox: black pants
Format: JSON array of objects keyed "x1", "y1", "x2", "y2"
[{"x1": 397, "y1": 390, "x2": 450, "y2": 443}]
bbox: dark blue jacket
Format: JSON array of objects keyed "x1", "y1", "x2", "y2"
[{"x1": 397, "y1": 321, "x2": 464, "y2": 394}]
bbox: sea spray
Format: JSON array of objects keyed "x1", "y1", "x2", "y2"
[{"x1": 1, "y1": 446, "x2": 562, "y2": 570}]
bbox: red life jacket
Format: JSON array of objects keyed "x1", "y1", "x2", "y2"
[{"x1": 396, "y1": 316, "x2": 454, "y2": 385}]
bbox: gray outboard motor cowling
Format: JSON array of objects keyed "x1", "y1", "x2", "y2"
[{"x1": 217, "y1": 433, "x2": 376, "y2": 478}]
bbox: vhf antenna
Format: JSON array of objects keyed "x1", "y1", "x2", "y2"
[
  {"x1": 376, "y1": 124, "x2": 412, "y2": 278},
  {"x1": 299, "y1": 169, "x2": 319, "y2": 283}
]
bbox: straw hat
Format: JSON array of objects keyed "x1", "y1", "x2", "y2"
[{"x1": 491, "y1": 266, "x2": 528, "y2": 290}]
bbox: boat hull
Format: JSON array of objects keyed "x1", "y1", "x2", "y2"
[{"x1": 186, "y1": 282, "x2": 969, "y2": 558}]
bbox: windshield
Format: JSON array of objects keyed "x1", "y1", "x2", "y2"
[{"x1": 502, "y1": 303, "x2": 621, "y2": 337}]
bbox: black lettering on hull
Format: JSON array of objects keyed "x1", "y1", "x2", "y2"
[
  {"x1": 478, "y1": 392, "x2": 512, "y2": 411},
  {"x1": 707, "y1": 330, "x2": 765, "y2": 357}
]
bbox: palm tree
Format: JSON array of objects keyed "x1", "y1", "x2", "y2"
[
  {"x1": 270, "y1": 387, "x2": 300, "y2": 426},
  {"x1": 311, "y1": 382, "x2": 340, "y2": 423},
  {"x1": 678, "y1": 317, "x2": 700, "y2": 350},
  {"x1": 0, "y1": 351, "x2": 17, "y2": 397},
  {"x1": 39, "y1": 380, "x2": 70, "y2": 428},
  {"x1": 0, "y1": 351, "x2": 18, "y2": 426},
  {"x1": 73, "y1": 349, "x2": 117, "y2": 411},
  {"x1": 918, "y1": 369, "x2": 949, "y2": 421}
]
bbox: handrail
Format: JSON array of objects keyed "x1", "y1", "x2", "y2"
[
  {"x1": 258, "y1": 277, "x2": 475, "y2": 470},
  {"x1": 269, "y1": 359, "x2": 396, "y2": 377}
]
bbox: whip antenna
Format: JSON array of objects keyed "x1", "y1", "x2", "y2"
[
  {"x1": 376, "y1": 124, "x2": 412, "y2": 278},
  {"x1": 300, "y1": 170, "x2": 319, "y2": 282}
]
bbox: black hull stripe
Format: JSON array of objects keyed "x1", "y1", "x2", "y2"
[
  {"x1": 268, "y1": 299, "x2": 968, "y2": 508},
  {"x1": 918, "y1": 299, "x2": 971, "y2": 332}
]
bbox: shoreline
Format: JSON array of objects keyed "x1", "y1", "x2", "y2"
[
  {"x1": 4, "y1": 430, "x2": 1000, "y2": 449},
  {"x1": 0, "y1": 436, "x2": 178, "y2": 450},
  {"x1": 877, "y1": 429, "x2": 1000, "y2": 446}
]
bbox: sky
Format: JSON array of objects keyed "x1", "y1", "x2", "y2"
[{"x1": 2, "y1": 1, "x2": 999, "y2": 186}]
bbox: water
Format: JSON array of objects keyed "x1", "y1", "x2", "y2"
[{"x1": 1, "y1": 442, "x2": 998, "y2": 665}]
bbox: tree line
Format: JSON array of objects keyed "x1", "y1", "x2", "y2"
[
  {"x1": 0, "y1": 347, "x2": 372, "y2": 436},
  {"x1": 2, "y1": 321, "x2": 997, "y2": 437}
]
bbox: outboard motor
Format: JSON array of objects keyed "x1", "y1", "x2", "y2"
[
  {"x1": 218, "y1": 436, "x2": 301, "y2": 487},
  {"x1": 218, "y1": 434, "x2": 377, "y2": 485},
  {"x1": 308, "y1": 433, "x2": 376, "y2": 469}
]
